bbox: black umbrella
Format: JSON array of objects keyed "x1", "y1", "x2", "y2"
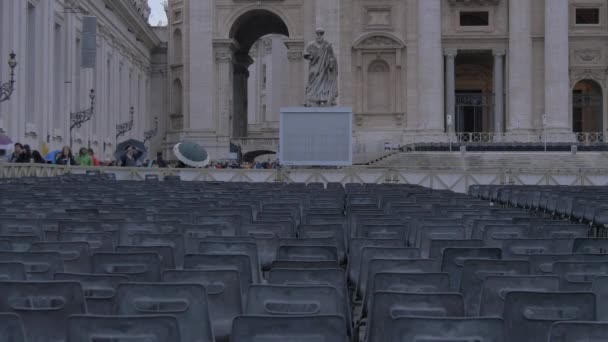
[{"x1": 114, "y1": 139, "x2": 147, "y2": 164}]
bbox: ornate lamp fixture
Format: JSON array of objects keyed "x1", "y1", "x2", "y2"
[
  {"x1": 0, "y1": 51, "x2": 18, "y2": 103},
  {"x1": 70, "y1": 89, "x2": 95, "y2": 147},
  {"x1": 144, "y1": 117, "x2": 159, "y2": 143},
  {"x1": 116, "y1": 106, "x2": 135, "y2": 140}
]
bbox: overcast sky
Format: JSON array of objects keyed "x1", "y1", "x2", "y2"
[{"x1": 148, "y1": 0, "x2": 168, "y2": 26}]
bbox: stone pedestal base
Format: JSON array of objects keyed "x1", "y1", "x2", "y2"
[{"x1": 280, "y1": 107, "x2": 353, "y2": 166}]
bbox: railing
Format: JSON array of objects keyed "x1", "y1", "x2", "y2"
[
  {"x1": 406, "y1": 132, "x2": 607, "y2": 145},
  {"x1": 231, "y1": 138, "x2": 279, "y2": 150}
]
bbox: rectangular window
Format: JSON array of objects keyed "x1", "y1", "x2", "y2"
[
  {"x1": 576, "y1": 8, "x2": 600, "y2": 25},
  {"x1": 26, "y1": 4, "x2": 37, "y2": 124},
  {"x1": 460, "y1": 11, "x2": 489, "y2": 26}
]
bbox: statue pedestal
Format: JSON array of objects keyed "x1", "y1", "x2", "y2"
[{"x1": 280, "y1": 107, "x2": 353, "y2": 166}]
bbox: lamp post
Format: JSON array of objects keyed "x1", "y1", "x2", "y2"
[
  {"x1": 70, "y1": 89, "x2": 95, "y2": 148},
  {"x1": 0, "y1": 51, "x2": 18, "y2": 103},
  {"x1": 144, "y1": 117, "x2": 158, "y2": 144},
  {"x1": 116, "y1": 106, "x2": 135, "y2": 140}
]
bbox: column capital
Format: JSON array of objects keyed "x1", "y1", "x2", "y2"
[
  {"x1": 444, "y1": 48, "x2": 458, "y2": 58},
  {"x1": 492, "y1": 48, "x2": 506, "y2": 57}
]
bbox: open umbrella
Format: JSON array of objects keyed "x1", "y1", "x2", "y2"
[
  {"x1": 173, "y1": 142, "x2": 210, "y2": 168},
  {"x1": 0, "y1": 134, "x2": 13, "y2": 151},
  {"x1": 114, "y1": 139, "x2": 147, "y2": 164},
  {"x1": 46, "y1": 150, "x2": 61, "y2": 164}
]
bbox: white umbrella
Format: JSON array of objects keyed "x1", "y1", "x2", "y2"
[{"x1": 173, "y1": 142, "x2": 210, "y2": 168}]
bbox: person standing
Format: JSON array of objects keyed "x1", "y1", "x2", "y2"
[
  {"x1": 77, "y1": 147, "x2": 93, "y2": 166},
  {"x1": 88, "y1": 148, "x2": 100, "y2": 166}
]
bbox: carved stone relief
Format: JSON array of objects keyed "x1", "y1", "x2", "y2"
[{"x1": 572, "y1": 49, "x2": 604, "y2": 65}]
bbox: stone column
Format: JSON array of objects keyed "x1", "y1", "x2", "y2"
[
  {"x1": 213, "y1": 43, "x2": 234, "y2": 137},
  {"x1": 545, "y1": 0, "x2": 570, "y2": 133},
  {"x1": 507, "y1": 0, "x2": 533, "y2": 132},
  {"x1": 417, "y1": 0, "x2": 444, "y2": 133},
  {"x1": 285, "y1": 40, "x2": 305, "y2": 106},
  {"x1": 233, "y1": 53, "x2": 252, "y2": 138},
  {"x1": 493, "y1": 49, "x2": 506, "y2": 134},
  {"x1": 444, "y1": 48, "x2": 457, "y2": 135}
]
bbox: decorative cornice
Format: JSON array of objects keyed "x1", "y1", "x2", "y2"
[{"x1": 447, "y1": 0, "x2": 500, "y2": 6}]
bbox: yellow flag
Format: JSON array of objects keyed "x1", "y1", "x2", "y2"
[{"x1": 41, "y1": 142, "x2": 49, "y2": 156}]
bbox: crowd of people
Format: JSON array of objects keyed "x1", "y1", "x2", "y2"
[{"x1": 1, "y1": 142, "x2": 278, "y2": 169}]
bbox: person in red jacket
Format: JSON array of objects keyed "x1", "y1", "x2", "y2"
[{"x1": 88, "y1": 148, "x2": 101, "y2": 166}]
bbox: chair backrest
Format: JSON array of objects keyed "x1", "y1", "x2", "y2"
[
  {"x1": 573, "y1": 238, "x2": 608, "y2": 254},
  {"x1": 552, "y1": 261, "x2": 608, "y2": 291},
  {"x1": 548, "y1": 321, "x2": 608, "y2": 342},
  {"x1": 388, "y1": 317, "x2": 505, "y2": 342},
  {"x1": 58, "y1": 232, "x2": 115, "y2": 253},
  {"x1": 162, "y1": 269, "x2": 242, "y2": 341},
  {"x1": 54, "y1": 272, "x2": 129, "y2": 315},
  {"x1": 231, "y1": 315, "x2": 348, "y2": 342},
  {"x1": 592, "y1": 276, "x2": 608, "y2": 320},
  {"x1": 501, "y1": 238, "x2": 574, "y2": 259},
  {"x1": 277, "y1": 245, "x2": 339, "y2": 262},
  {"x1": 92, "y1": 252, "x2": 161, "y2": 282},
  {"x1": 116, "y1": 245, "x2": 176, "y2": 270},
  {"x1": 0, "y1": 281, "x2": 86, "y2": 342},
  {"x1": 198, "y1": 241, "x2": 261, "y2": 283},
  {"x1": 0, "y1": 262, "x2": 25, "y2": 281},
  {"x1": 29, "y1": 241, "x2": 92, "y2": 274},
  {"x1": 366, "y1": 292, "x2": 465, "y2": 342},
  {"x1": 0, "y1": 313, "x2": 26, "y2": 342},
  {"x1": 116, "y1": 283, "x2": 214, "y2": 342},
  {"x1": 482, "y1": 225, "x2": 530, "y2": 247},
  {"x1": 271, "y1": 260, "x2": 340, "y2": 269},
  {"x1": 429, "y1": 239, "x2": 483, "y2": 259},
  {"x1": 128, "y1": 233, "x2": 186, "y2": 269},
  {"x1": 67, "y1": 315, "x2": 181, "y2": 342},
  {"x1": 504, "y1": 291, "x2": 596, "y2": 342},
  {"x1": 347, "y1": 238, "x2": 403, "y2": 284},
  {"x1": 479, "y1": 275, "x2": 560, "y2": 317},
  {"x1": 0, "y1": 235, "x2": 41, "y2": 252},
  {"x1": 460, "y1": 259, "x2": 530, "y2": 316},
  {"x1": 441, "y1": 247, "x2": 502, "y2": 291},
  {"x1": 184, "y1": 254, "x2": 253, "y2": 302},
  {"x1": 0, "y1": 251, "x2": 64, "y2": 280},
  {"x1": 356, "y1": 247, "x2": 421, "y2": 298},
  {"x1": 417, "y1": 225, "x2": 466, "y2": 258},
  {"x1": 279, "y1": 237, "x2": 346, "y2": 265},
  {"x1": 530, "y1": 254, "x2": 608, "y2": 274}
]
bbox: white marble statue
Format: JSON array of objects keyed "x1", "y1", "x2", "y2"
[{"x1": 304, "y1": 28, "x2": 338, "y2": 107}]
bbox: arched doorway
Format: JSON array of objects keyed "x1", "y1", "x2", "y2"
[
  {"x1": 228, "y1": 10, "x2": 290, "y2": 138},
  {"x1": 572, "y1": 79, "x2": 603, "y2": 134}
]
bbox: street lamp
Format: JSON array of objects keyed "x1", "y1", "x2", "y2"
[
  {"x1": 70, "y1": 89, "x2": 96, "y2": 148},
  {"x1": 116, "y1": 106, "x2": 135, "y2": 140},
  {"x1": 144, "y1": 117, "x2": 159, "y2": 143},
  {"x1": 0, "y1": 51, "x2": 18, "y2": 103}
]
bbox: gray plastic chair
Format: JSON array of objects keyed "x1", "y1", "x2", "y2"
[
  {"x1": 0, "y1": 240, "x2": 10, "y2": 251},
  {"x1": 231, "y1": 315, "x2": 348, "y2": 342},
  {"x1": 592, "y1": 276, "x2": 608, "y2": 320},
  {"x1": 357, "y1": 247, "x2": 421, "y2": 297},
  {"x1": 67, "y1": 315, "x2": 181, "y2": 342},
  {"x1": 504, "y1": 291, "x2": 596, "y2": 342},
  {"x1": 203, "y1": 235, "x2": 278, "y2": 271},
  {"x1": 479, "y1": 275, "x2": 560, "y2": 317},
  {"x1": 429, "y1": 239, "x2": 483, "y2": 259},
  {"x1": 366, "y1": 292, "x2": 465, "y2": 342},
  {"x1": 553, "y1": 261, "x2": 608, "y2": 291},
  {"x1": 417, "y1": 225, "x2": 466, "y2": 258},
  {"x1": 271, "y1": 260, "x2": 340, "y2": 269},
  {"x1": 184, "y1": 254, "x2": 253, "y2": 302},
  {"x1": 388, "y1": 317, "x2": 504, "y2": 342},
  {"x1": 346, "y1": 238, "x2": 404, "y2": 285},
  {"x1": 0, "y1": 251, "x2": 64, "y2": 280},
  {"x1": 501, "y1": 238, "x2": 574, "y2": 259},
  {"x1": 267, "y1": 268, "x2": 347, "y2": 303},
  {"x1": 0, "y1": 281, "x2": 86, "y2": 342},
  {"x1": 58, "y1": 232, "x2": 115, "y2": 253},
  {"x1": 548, "y1": 321, "x2": 608, "y2": 342},
  {"x1": 531, "y1": 225, "x2": 588, "y2": 239},
  {"x1": 279, "y1": 237, "x2": 346, "y2": 265},
  {"x1": 441, "y1": 247, "x2": 502, "y2": 291},
  {"x1": 54, "y1": 272, "x2": 129, "y2": 315},
  {"x1": 128, "y1": 233, "x2": 185, "y2": 269},
  {"x1": 277, "y1": 245, "x2": 338, "y2": 262},
  {"x1": 116, "y1": 283, "x2": 214, "y2": 342},
  {"x1": 29, "y1": 241, "x2": 92, "y2": 274},
  {"x1": 163, "y1": 269, "x2": 242, "y2": 342},
  {"x1": 356, "y1": 258, "x2": 440, "y2": 302},
  {"x1": 0, "y1": 313, "x2": 26, "y2": 342},
  {"x1": 482, "y1": 225, "x2": 530, "y2": 247},
  {"x1": 573, "y1": 238, "x2": 608, "y2": 254},
  {"x1": 0, "y1": 262, "x2": 25, "y2": 280},
  {"x1": 116, "y1": 245, "x2": 176, "y2": 270},
  {"x1": 92, "y1": 252, "x2": 161, "y2": 282},
  {"x1": 0, "y1": 235, "x2": 41, "y2": 252},
  {"x1": 530, "y1": 254, "x2": 608, "y2": 274},
  {"x1": 198, "y1": 241, "x2": 261, "y2": 283}
]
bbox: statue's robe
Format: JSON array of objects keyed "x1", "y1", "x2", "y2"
[{"x1": 304, "y1": 40, "x2": 338, "y2": 107}]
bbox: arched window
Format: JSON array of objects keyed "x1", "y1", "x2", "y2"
[
  {"x1": 173, "y1": 29, "x2": 183, "y2": 64},
  {"x1": 367, "y1": 60, "x2": 391, "y2": 113},
  {"x1": 573, "y1": 79, "x2": 603, "y2": 133}
]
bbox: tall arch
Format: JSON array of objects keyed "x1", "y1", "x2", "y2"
[
  {"x1": 172, "y1": 29, "x2": 183, "y2": 65},
  {"x1": 171, "y1": 79, "x2": 183, "y2": 130},
  {"x1": 572, "y1": 79, "x2": 603, "y2": 133}
]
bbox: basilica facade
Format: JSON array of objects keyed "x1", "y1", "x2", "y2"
[
  {"x1": 0, "y1": 0, "x2": 166, "y2": 160},
  {"x1": 167, "y1": 0, "x2": 608, "y2": 158}
]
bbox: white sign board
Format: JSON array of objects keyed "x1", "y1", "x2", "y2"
[{"x1": 280, "y1": 107, "x2": 353, "y2": 166}]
